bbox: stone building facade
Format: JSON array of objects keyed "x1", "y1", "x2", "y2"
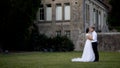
[{"x1": 34, "y1": 0, "x2": 109, "y2": 51}]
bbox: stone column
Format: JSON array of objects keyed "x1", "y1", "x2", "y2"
[{"x1": 51, "y1": 1, "x2": 56, "y2": 37}]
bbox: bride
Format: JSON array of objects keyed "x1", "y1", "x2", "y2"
[{"x1": 71, "y1": 28, "x2": 95, "y2": 62}]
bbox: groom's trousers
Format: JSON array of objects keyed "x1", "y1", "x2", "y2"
[{"x1": 92, "y1": 42, "x2": 99, "y2": 61}]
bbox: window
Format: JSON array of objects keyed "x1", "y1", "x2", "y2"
[
  {"x1": 93, "y1": 9, "x2": 99, "y2": 31},
  {"x1": 64, "y1": 3, "x2": 70, "y2": 20},
  {"x1": 56, "y1": 31, "x2": 61, "y2": 36},
  {"x1": 104, "y1": 13, "x2": 106, "y2": 24},
  {"x1": 85, "y1": 4, "x2": 90, "y2": 23},
  {"x1": 39, "y1": 5, "x2": 44, "y2": 20},
  {"x1": 56, "y1": 4, "x2": 62, "y2": 20},
  {"x1": 96, "y1": 10, "x2": 99, "y2": 30},
  {"x1": 98, "y1": 11, "x2": 101, "y2": 27},
  {"x1": 93, "y1": 8, "x2": 96, "y2": 25},
  {"x1": 46, "y1": 4, "x2": 52, "y2": 21},
  {"x1": 65, "y1": 30, "x2": 71, "y2": 38}
]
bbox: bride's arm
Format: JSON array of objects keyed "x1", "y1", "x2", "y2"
[{"x1": 87, "y1": 35, "x2": 93, "y2": 40}]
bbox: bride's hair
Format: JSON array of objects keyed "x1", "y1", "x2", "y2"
[{"x1": 86, "y1": 28, "x2": 89, "y2": 33}]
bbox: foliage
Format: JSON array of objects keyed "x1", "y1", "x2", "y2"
[
  {"x1": 0, "y1": 0, "x2": 41, "y2": 51},
  {"x1": 108, "y1": 0, "x2": 120, "y2": 31},
  {"x1": 51, "y1": 36, "x2": 74, "y2": 52}
]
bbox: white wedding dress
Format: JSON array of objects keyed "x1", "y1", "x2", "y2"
[{"x1": 72, "y1": 34, "x2": 95, "y2": 62}]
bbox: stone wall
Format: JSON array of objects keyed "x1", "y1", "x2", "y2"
[
  {"x1": 74, "y1": 32, "x2": 120, "y2": 52},
  {"x1": 98, "y1": 33, "x2": 120, "y2": 51}
]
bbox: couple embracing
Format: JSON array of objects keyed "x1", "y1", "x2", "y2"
[{"x1": 72, "y1": 26, "x2": 99, "y2": 62}]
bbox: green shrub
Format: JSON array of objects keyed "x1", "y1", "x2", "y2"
[
  {"x1": 52, "y1": 36, "x2": 74, "y2": 52},
  {"x1": 29, "y1": 34, "x2": 74, "y2": 52}
]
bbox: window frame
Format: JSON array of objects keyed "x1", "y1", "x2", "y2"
[
  {"x1": 64, "y1": 3, "x2": 71, "y2": 21},
  {"x1": 46, "y1": 4, "x2": 52, "y2": 21}
]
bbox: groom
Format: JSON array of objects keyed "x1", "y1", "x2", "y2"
[{"x1": 89, "y1": 26, "x2": 99, "y2": 62}]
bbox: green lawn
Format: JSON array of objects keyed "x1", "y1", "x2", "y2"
[{"x1": 0, "y1": 52, "x2": 120, "y2": 68}]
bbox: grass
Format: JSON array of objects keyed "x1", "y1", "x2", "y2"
[{"x1": 0, "y1": 52, "x2": 120, "y2": 68}]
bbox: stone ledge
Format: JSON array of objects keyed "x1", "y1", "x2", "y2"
[{"x1": 98, "y1": 32, "x2": 120, "y2": 35}]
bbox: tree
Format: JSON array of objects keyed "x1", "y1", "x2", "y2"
[
  {"x1": 0, "y1": 0, "x2": 41, "y2": 51},
  {"x1": 108, "y1": 0, "x2": 120, "y2": 29}
]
